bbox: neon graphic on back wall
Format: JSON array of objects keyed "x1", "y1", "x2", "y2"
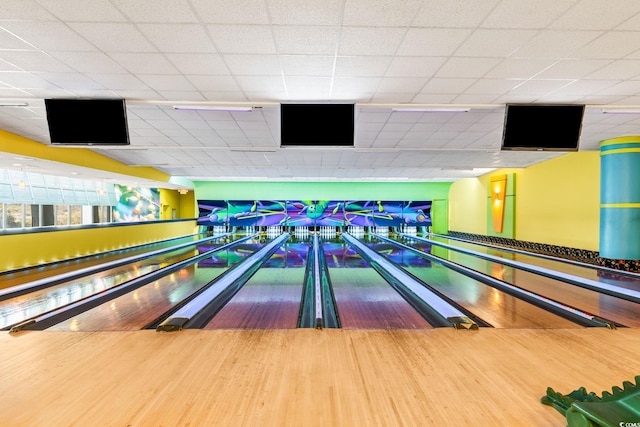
[{"x1": 197, "y1": 200, "x2": 431, "y2": 227}]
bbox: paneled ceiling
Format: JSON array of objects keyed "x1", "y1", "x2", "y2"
[{"x1": 2, "y1": 0, "x2": 640, "y2": 186}]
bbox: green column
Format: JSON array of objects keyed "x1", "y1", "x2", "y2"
[{"x1": 600, "y1": 136, "x2": 640, "y2": 259}]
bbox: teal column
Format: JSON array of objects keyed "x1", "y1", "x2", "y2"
[{"x1": 600, "y1": 136, "x2": 640, "y2": 259}]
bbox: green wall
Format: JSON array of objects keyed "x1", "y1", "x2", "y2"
[{"x1": 194, "y1": 181, "x2": 452, "y2": 201}]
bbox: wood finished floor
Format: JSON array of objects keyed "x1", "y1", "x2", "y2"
[{"x1": 1, "y1": 328, "x2": 639, "y2": 426}]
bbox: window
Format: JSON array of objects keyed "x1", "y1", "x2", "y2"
[
  {"x1": 56, "y1": 205, "x2": 69, "y2": 226},
  {"x1": 5, "y1": 204, "x2": 23, "y2": 228}
]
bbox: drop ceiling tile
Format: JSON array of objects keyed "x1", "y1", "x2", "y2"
[
  {"x1": 376, "y1": 77, "x2": 427, "y2": 93},
  {"x1": 343, "y1": 0, "x2": 423, "y2": 26},
  {"x1": 67, "y1": 23, "x2": 157, "y2": 52},
  {"x1": 50, "y1": 51, "x2": 127, "y2": 73},
  {"x1": 137, "y1": 74, "x2": 196, "y2": 91},
  {"x1": 224, "y1": 54, "x2": 281, "y2": 76},
  {"x1": 88, "y1": 74, "x2": 149, "y2": 90},
  {"x1": 413, "y1": 0, "x2": 499, "y2": 28},
  {"x1": 595, "y1": 80, "x2": 640, "y2": 96},
  {"x1": 201, "y1": 91, "x2": 249, "y2": 101},
  {"x1": 334, "y1": 56, "x2": 392, "y2": 77},
  {"x1": 267, "y1": 0, "x2": 344, "y2": 25},
  {"x1": 533, "y1": 59, "x2": 611, "y2": 79},
  {"x1": 481, "y1": 0, "x2": 575, "y2": 28},
  {"x1": 573, "y1": 32, "x2": 640, "y2": 59},
  {"x1": 112, "y1": 89, "x2": 161, "y2": 99},
  {"x1": 422, "y1": 78, "x2": 477, "y2": 94},
  {"x1": 398, "y1": 28, "x2": 472, "y2": 56},
  {"x1": 286, "y1": 76, "x2": 331, "y2": 97},
  {"x1": 273, "y1": 26, "x2": 339, "y2": 55},
  {"x1": 0, "y1": 0, "x2": 56, "y2": 19},
  {"x1": 0, "y1": 50, "x2": 73, "y2": 72},
  {"x1": 1, "y1": 21, "x2": 95, "y2": 51},
  {"x1": 165, "y1": 53, "x2": 229, "y2": 75},
  {"x1": 456, "y1": 29, "x2": 538, "y2": 57},
  {"x1": 332, "y1": 77, "x2": 381, "y2": 94},
  {"x1": 190, "y1": 0, "x2": 269, "y2": 24},
  {"x1": 108, "y1": 53, "x2": 179, "y2": 75},
  {"x1": 411, "y1": 93, "x2": 458, "y2": 103},
  {"x1": 550, "y1": 0, "x2": 640, "y2": 30},
  {"x1": 0, "y1": 28, "x2": 40, "y2": 50},
  {"x1": 37, "y1": 72, "x2": 107, "y2": 90},
  {"x1": 385, "y1": 57, "x2": 447, "y2": 78},
  {"x1": 586, "y1": 60, "x2": 640, "y2": 80},
  {"x1": 435, "y1": 57, "x2": 502, "y2": 78},
  {"x1": 235, "y1": 75, "x2": 285, "y2": 92},
  {"x1": 0, "y1": 59, "x2": 21, "y2": 71},
  {"x1": 207, "y1": 25, "x2": 276, "y2": 54},
  {"x1": 484, "y1": 58, "x2": 558, "y2": 79},
  {"x1": 511, "y1": 30, "x2": 602, "y2": 58},
  {"x1": 0, "y1": 87, "x2": 31, "y2": 97},
  {"x1": 186, "y1": 75, "x2": 241, "y2": 92},
  {"x1": 339, "y1": 27, "x2": 406, "y2": 56},
  {"x1": 138, "y1": 24, "x2": 216, "y2": 53},
  {"x1": 369, "y1": 93, "x2": 415, "y2": 103},
  {"x1": 112, "y1": 0, "x2": 198, "y2": 22},
  {"x1": 37, "y1": 0, "x2": 127, "y2": 21},
  {"x1": 451, "y1": 93, "x2": 502, "y2": 105},
  {"x1": 508, "y1": 78, "x2": 575, "y2": 96},
  {"x1": 280, "y1": 55, "x2": 334, "y2": 76},
  {"x1": 156, "y1": 91, "x2": 206, "y2": 101}
]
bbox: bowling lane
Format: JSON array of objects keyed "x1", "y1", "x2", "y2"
[
  {"x1": 48, "y1": 238, "x2": 265, "y2": 331},
  {"x1": 204, "y1": 239, "x2": 307, "y2": 329},
  {"x1": 0, "y1": 233, "x2": 214, "y2": 290},
  {"x1": 425, "y1": 234, "x2": 640, "y2": 291},
  {"x1": 395, "y1": 236, "x2": 640, "y2": 327},
  {"x1": 326, "y1": 239, "x2": 432, "y2": 329},
  {"x1": 366, "y1": 238, "x2": 579, "y2": 328},
  {"x1": 0, "y1": 235, "x2": 245, "y2": 330}
]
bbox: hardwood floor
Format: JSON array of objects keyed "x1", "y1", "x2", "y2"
[{"x1": 2, "y1": 328, "x2": 639, "y2": 426}]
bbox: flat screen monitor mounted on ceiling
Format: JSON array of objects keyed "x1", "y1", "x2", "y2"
[
  {"x1": 280, "y1": 103, "x2": 354, "y2": 147},
  {"x1": 501, "y1": 104, "x2": 585, "y2": 152},
  {"x1": 45, "y1": 98, "x2": 130, "y2": 146}
]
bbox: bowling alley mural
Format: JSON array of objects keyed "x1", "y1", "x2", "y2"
[
  {"x1": 197, "y1": 199, "x2": 431, "y2": 228},
  {"x1": 113, "y1": 185, "x2": 160, "y2": 222}
]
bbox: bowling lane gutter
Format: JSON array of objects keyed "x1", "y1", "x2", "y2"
[
  {"x1": 341, "y1": 233, "x2": 480, "y2": 330},
  {"x1": 6, "y1": 234, "x2": 258, "y2": 333},
  {"x1": 401, "y1": 233, "x2": 640, "y2": 306},
  {"x1": 0, "y1": 233, "x2": 231, "y2": 302},
  {"x1": 428, "y1": 232, "x2": 640, "y2": 280},
  {"x1": 376, "y1": 234, "x2": 618, "y2": 328},
  {"x1": 156, "y1": 233, "x2": 290, "y2": 332},
  {"x1": 297, "y1": 235, "x2": 340, "y2": 329}
]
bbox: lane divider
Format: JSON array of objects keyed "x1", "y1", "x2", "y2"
[
  {"x1": 7, "y1": 234, "x2": 257, "y2": 333},
  {"x1": 0, "y1": 233, "x2": 230, "y2": 302},
  {"x1": 157, "y1": 233, "x2": 289, "y2": 332},
  {"x1": 342, "y1": 233, "x2": 478, "y2": 330},
  {"x1": 404, "y1": 233, "x2": 640, "y2": 304},
  {"x1": 378, "y1": 234, "x2": 617, "y2": 328}
]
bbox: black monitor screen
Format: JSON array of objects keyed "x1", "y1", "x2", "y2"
[
  {"x1": 501, "y1": 104, "x2": 584, "y2": 151},
  {"x1": 280, "y1": 103, "x2": 354, "y2": 147},
  {"x1": 45, "y1": 98, "x2": 130, "y2": 145}
]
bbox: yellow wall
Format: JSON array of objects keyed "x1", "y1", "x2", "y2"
[
  {"x1": 449, "y1": 177, "x2": 487, "y2": 234},
  {"x1": 0, "y1": 220, "x2": 198, "y2": 273},
  {"x1": 516, "y1": 152, "x2": 599, "y2": 250},
  {"x1": 449, "y1": 152, "x2": 600, "y2": 251},
  {"x1": 159, "y1": 189, "x2": 197, "y2": 219}
]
